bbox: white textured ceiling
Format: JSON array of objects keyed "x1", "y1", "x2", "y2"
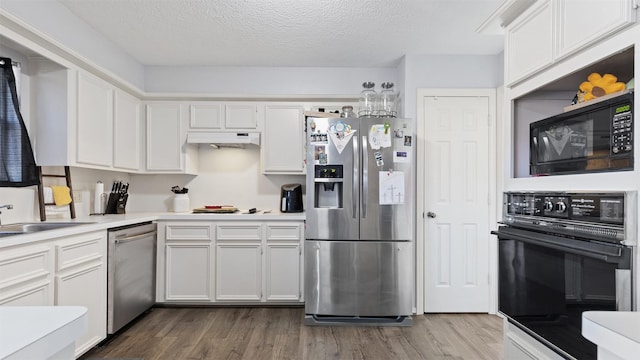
[{"x1": 57, "y1": 0, "x2": 504, "y2": 67}]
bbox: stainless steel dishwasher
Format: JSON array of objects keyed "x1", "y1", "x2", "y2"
[{"x1": 107, "y1": 222, "x2": 157, "y2": 334}]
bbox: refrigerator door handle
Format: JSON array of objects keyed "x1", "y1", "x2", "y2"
[
  {"x1": 353, "y1": 133, "x2": 358, "y2": 218},
  {"x1": 362, "y1": 135, "x2": 368, "y2": 218}
]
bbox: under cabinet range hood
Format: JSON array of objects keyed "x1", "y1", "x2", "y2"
[{"x1": 186, "y1": 132, "x2": 260, "y2": 148}]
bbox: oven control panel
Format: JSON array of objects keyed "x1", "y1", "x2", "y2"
[{"x1": 502, "y1": 191, "x2": 637, "y2": 245}]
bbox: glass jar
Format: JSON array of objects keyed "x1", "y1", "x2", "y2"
[
  {"x1": 379, "y1": 82, "x2": 397, "y2": 117},
  {"x1": 340, "y1": 105, "x2": 357, "y2": 118},
  {"x1": 358, "y1": 82, "x2": 377, "y2": 117}
]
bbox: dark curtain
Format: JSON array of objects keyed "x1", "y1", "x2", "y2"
[{"x1": 0, "y1": 57, "x2": 40, "y2": 187}]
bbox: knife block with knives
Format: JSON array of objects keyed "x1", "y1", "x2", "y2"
[{"x1": 105, "y1": 180, "x2": 129, "y2": 214}]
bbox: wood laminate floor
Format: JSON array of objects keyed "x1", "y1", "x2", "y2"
[{"x1": 83, "y1": 307, "x2": 503, "y2": 360}]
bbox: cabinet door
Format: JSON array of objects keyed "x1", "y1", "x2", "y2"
[
  {"x1": 215, "y1": 242, "x2": 262, "y2": 301},
  {"x1": 113, "y1": 89, "x2": 141, "y2": 171},
  {"x1": 146, "y1": 102, "x2": 183, "y2": 171},
  {"x1": 190, "y1": 102, "x2": 223, "y2": 129},
  {"x1": 54, "y1": 231, "x2": 106, "y2": 357},
  {"x1": 555, "y1": 0, "x2": 636, "y2": 59},
  {"x1": 225, "y1": 103, "x2": 258, "y2": 129},
  {"x1": 263, "y1": 104, "x2": 305, "y2": 174},
  {"x1": 56, "y1": 262, "x2": 105, "y2": 356},
  {"x1": 165, "y1": 242, "x2": 213, "y2": 301},
  {"x1": 505, "y1": 0, "x2": 554, "y2": 86},
  {"x1": 264, "y1": 223, "x2": 303, "y2": 302},
  {"x1": 77, "y1": 71, "x2": 114, "y2": 167},
  {"x1": 265, "y1": 242, "x2": 301, "y2": 301}
]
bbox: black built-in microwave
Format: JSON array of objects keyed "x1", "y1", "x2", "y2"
[{"x1": 530, "y1": 91, "x2": 633, "y2": 176}]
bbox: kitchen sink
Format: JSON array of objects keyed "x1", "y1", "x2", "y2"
[{"x1": 0, "y1": 222, "x2": 96, "y2": 237}]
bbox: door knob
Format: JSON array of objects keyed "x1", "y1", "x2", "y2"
[{"x1": 427, "y1": 212, "x2": 437, "y2": 218}]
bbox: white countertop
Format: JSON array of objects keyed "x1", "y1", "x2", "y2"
[
  {"x1": 160, "y1": 210, "x2": 306, "y2": 221},
  {"x1": 0, "y1": 211, "x2": 305, "y2": 248},
  {"x1": 0, "y1": 306, "x2": 88, "y2": 360},
  {"x1": 582, "y1": 311, "x2": 640, "y2": 360}
]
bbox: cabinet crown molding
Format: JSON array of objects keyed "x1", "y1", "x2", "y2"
[{"x1": 476, "y1": 0, "x2": 538, "y2": 34}]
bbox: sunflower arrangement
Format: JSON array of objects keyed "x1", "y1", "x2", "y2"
[{"x1": 577, "y1": 73, "x2": 626, "y2": 102}]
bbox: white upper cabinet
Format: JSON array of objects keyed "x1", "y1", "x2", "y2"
[
  {"x1": 189, "y1": 102, "x2": 259, "y2": 131},
  {"x1": 555, "y1": 0, "x2": 636, "y2": 59},
  {"x1": 189, "y1": 102, "x2": 223, "y2": 129},
  {"x1": 113, "y1": 88, "x2": 142, "y2": 171},
  {"x1": 76, "y1": 71, "x2": 114, "y2": 167},
  {"x1": 505, "y1": 0, "x2": 554, "y2": 86},
  {"x1": 33, "y1": 65, "x2": 142, "y2": 172},
  {"x1": 225, "y1": 103, "x2": 259, "y2": 129},
  {"x1": 504, "y1": 0, "x2": 636, "y2": 86},
  {"x1": 262, "y1": 104, "x2": 305, "y2": 174},
  {"x1": 146, "y1": 102, "x2": 198, "y2": 174}
]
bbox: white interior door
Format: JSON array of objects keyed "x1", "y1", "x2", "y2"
[{"x1": 422, "y1": 93, "x2": 491, "y2": 313}]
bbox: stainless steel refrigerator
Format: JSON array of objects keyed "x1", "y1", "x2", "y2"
[{"x1": 304, "y1": 115, "x2": 415, "y2": 325}]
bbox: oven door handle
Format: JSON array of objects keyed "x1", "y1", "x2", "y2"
[{"x1": 492, "y1": 227, "x2": 631, "y2": 266}]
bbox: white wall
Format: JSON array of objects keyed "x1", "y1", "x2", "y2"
[
  {"x1": 145, "y1": 66, "x2": 397, "y2": 95},
  {"x1": 401, "y1": 53, "x2": 503, "y2": 122},
  {"x1": 0, "y1": 0, "x2": 144, "y2": 89},
  {"x1": 128, "y1": 147, "x2": 305, "y2": 212}
]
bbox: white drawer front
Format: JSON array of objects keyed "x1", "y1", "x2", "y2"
[
  {"x1": 0, "y1": 280, "x2": 53, "y2": 306},
  {"x1": 56, "y1": 234, "x2": 104, "y2": 272},
  {"x1": 266, "y1": 224, "x2": 301, "y2": 241},
  {"x1": 0, "y1": 247, "x2": 52, "y2": 287},
  {"x1": 166, "y1": 224, "x2": 212, "y2": 240},
  {"x1": 216, "y1": 224, "x2": 261, "y2": 241}
]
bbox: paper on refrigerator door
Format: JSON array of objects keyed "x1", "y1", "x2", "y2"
[
  {"x1": 393, "y1": 150, "x2": 410, "y2": 163},
  {"x1": 328, "y1": 129, "x2": 356, "y2": 154},
  {"x1": 379, "y1": 171, "x2": 405, "y2": 205},
  {"x1": 369, "y1": 124, "x2": 391, "y2": 149}
]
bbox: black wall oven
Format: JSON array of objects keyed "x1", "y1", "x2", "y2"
[{"x1": 493, "y1": 192, "x2": 636, "y2": 360}]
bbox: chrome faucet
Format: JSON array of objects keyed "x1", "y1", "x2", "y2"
[{"x1": 0, "y1": 204, "x2": 13, "y2": 225}]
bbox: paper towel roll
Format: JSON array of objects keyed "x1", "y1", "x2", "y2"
[{"x1": 94, "y1": 181, "x2": 104, "y2": 213}]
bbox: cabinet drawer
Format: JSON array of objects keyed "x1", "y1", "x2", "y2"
[
  {"x1": 216, "y1": 224, "x2": 261, "y2": 241},
  {"x1": 56, "y1": 232, "x2": 105, "y2": 272},
  {"x1": 0, "y1": 279, "x2": 53, "y2": 306},
  {"x1": 0, "y1": 246, "x2": 52, "y2": 288},
  {"x1": 266, "y1": 224, "x2": 301, "y2": 241},
  {"x1": 166, "y1": 224, "x2": 212, "y2": 240}
]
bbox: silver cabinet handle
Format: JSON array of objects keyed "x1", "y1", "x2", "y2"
[
  {"x1": 114, "y1": 230, "x2": 157, "y2": 244},
  {"x1": 427, "y1": 212, "x2": 437, "y2": 218}
]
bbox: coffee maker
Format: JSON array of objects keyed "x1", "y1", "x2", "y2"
[{"x1": 280, "y1": 184, "x2": 303, "y2": 212}]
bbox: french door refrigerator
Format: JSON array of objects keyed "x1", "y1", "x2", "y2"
[{"x1": 304, "y1": 115, "x2": 415, "y2": 325}]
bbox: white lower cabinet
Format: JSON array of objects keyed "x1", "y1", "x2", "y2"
[
  {"x1": 157, "y1": 220, "x2": 303, "y2": 304},
  {"x1": 54, "y1": 231, "x2": 107, "y2": 357},
  {"x1": 265, "y1": 242, "x2": 301, "y2": 301},
  {"x1": 0, "y1": 230, "x2": 107, "y2": 358},
  {"x1": 165, "y1": 243, "x2": 213, "y2": 301},
  {"x1": 264, "y1": 223, "x2": 302, "y2": 301},
  {"x1": 157, "y1": 222, "x2": 214, "y2": 302},
  {"x1": 216, "y1": 241, "x2": 262, "y2": 301}
]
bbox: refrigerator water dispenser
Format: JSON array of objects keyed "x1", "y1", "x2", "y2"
[{"x1": 314, "y1": 165, "x2": 343, "y2": 208}]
